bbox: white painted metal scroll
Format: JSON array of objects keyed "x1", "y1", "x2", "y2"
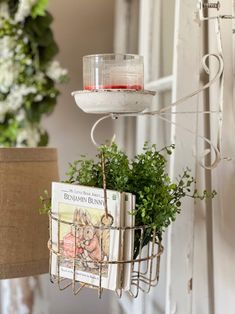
[{"x1": 209, "y1": 1, "x2": 235, "y2": 314}]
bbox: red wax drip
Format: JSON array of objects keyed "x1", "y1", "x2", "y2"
[{"x1": 84, "y1": 84, "x2": 143, "y2": 91}]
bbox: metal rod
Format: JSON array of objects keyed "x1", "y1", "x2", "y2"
[{"x1": 101, "y1": 153, "x2": 109, "y2": 219}]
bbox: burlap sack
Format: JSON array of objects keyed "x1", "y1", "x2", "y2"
[{"x1": 0, "y1": 148, "x2": 59, "y2": 279}]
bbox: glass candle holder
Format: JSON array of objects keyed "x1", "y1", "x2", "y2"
[{"x1": 83, "y1": 54, "x2": 144, "y2": 91}]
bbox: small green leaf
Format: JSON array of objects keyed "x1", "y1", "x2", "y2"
[{"x1": 32, "y1": 0, "x2": 49, "y2": 18}]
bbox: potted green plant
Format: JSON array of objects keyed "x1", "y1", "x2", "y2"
[{"x1": 41, "y1": 142, "x2": 216, "y2": 258}]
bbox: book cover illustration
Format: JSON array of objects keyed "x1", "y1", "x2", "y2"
[
  {"x1": 51, "y1": 182, "x2": 122, "y2": 290},
  {"x1": 59, "y1": 205, "x2": 109, "y2": 277}
]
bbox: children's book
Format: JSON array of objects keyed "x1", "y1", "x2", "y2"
[
  {"x1": 51, "y1": 182, "x2": 122, "y2": 291},
  {"x1": 122, "y1": 193, "x2": 135, "y2": 291}
]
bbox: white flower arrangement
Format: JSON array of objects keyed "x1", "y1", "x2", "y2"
[
  {"x1": 46, "y1": 60, "x2": 68, "y2": 83},
  {"x1": 14, "y1": 0, "x2": 38, "y2": 23},
  {"x1": 16, "y1": 125, "x2": 41, "y2": 147},
  {"x1": 0, "y1": 0, "x2": 68, "y2": 147}
]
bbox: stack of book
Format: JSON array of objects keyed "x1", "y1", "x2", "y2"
[{"x1": 51, "y1": 182, "x2": 135, "y2": 291}]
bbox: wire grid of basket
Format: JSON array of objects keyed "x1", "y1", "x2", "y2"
[
  {"x1": 48, "y1": 212, "x2": 163, "y2": 298},
  {"x1": 48, "y1": 152, "x2": 164, "y2": 298}
]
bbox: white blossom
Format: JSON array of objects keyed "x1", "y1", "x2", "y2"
[
  {"x1": 0, "y1": 36, "x2": 16, "y2": 59},
  {"x1": 6, "y1": 92, "x2": 23, "y2": 111},
  {"x1": 23, "y1": 36, "x2": 29, "y2": 44},
  {"x1": 14, "y1": 0, "x2": 37, "y2": 23},
  {"x1": 16, "y1": 109, "x2": 26, "y2": 122},
  {"x1": 0, "y1": 3, "x2": 10, "y2": 20},
  {"x1": 46, "y1": 60, "x2": 68, "y2": 83},
  {"x1": 0, "y1": 59, "x2": 19, "y2": 93},
  {"x1": 34, "y1": 94, "x2": 43, "y2": 102},
  {"x1": 6, "y1": 84, "x2": 37, "y2": 111},
  {"x1": 15, "y1": 44, "x2": 23, "y2": 54},
  {"x1": 34, "y1": 71, "x2": 46, "y2": 83},
  {"x1": 0, "y1": 101, "x2": 8, "y2": 122},
  {"x1": 16, "y1": 126, "x2": 40, "y2": 147},
  {"x1": 25, "y1": 58, "x2": 33, "y2": 65},
  {"x1": 17, "y1": 29, "x2": 23, "y2": 35}
]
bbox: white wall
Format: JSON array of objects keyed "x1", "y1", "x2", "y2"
[
  {"x1": 42, "y1": 1, "x2": 115, "y2": 313},
  {"x1": 43, "y1": 0, "x2": 115, "y2": 178}
]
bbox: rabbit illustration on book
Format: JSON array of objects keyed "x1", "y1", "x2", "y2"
[
  {"x1": 60, "y1": 208, "x2": 85, "y2": 260},
  {"x1": 61, "y1": 207, "x2": 110, "y2": 272},
  {"x1": 81, "y1": 225, "x2": 102, "y2": 270},
  {"x1": 75, "y1": 208, "x2": 109, "y2": 271},
  {"x1": 76, "y1": 210, "x2": 103, "y2": 270}
]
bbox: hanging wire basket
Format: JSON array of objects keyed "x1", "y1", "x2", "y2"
[
  {"x1": 48, "y1": 213, "x2": 163, "y2": 298},
  {"x1": 47, "y1": 152, "x2": 164, "y2": 298}
]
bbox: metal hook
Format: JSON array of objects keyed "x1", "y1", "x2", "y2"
[{"x1": 90, "y1": 114, "x2": 117, "y2": 147}]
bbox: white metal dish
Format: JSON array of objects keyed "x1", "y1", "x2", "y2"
[{"x1": 71, "y1": 89, "x2": 156, "y2": 114}]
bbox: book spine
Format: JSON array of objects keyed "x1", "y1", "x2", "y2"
[{"x1": 122, "y1": 192, "x2": 135, "y2": 291}]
